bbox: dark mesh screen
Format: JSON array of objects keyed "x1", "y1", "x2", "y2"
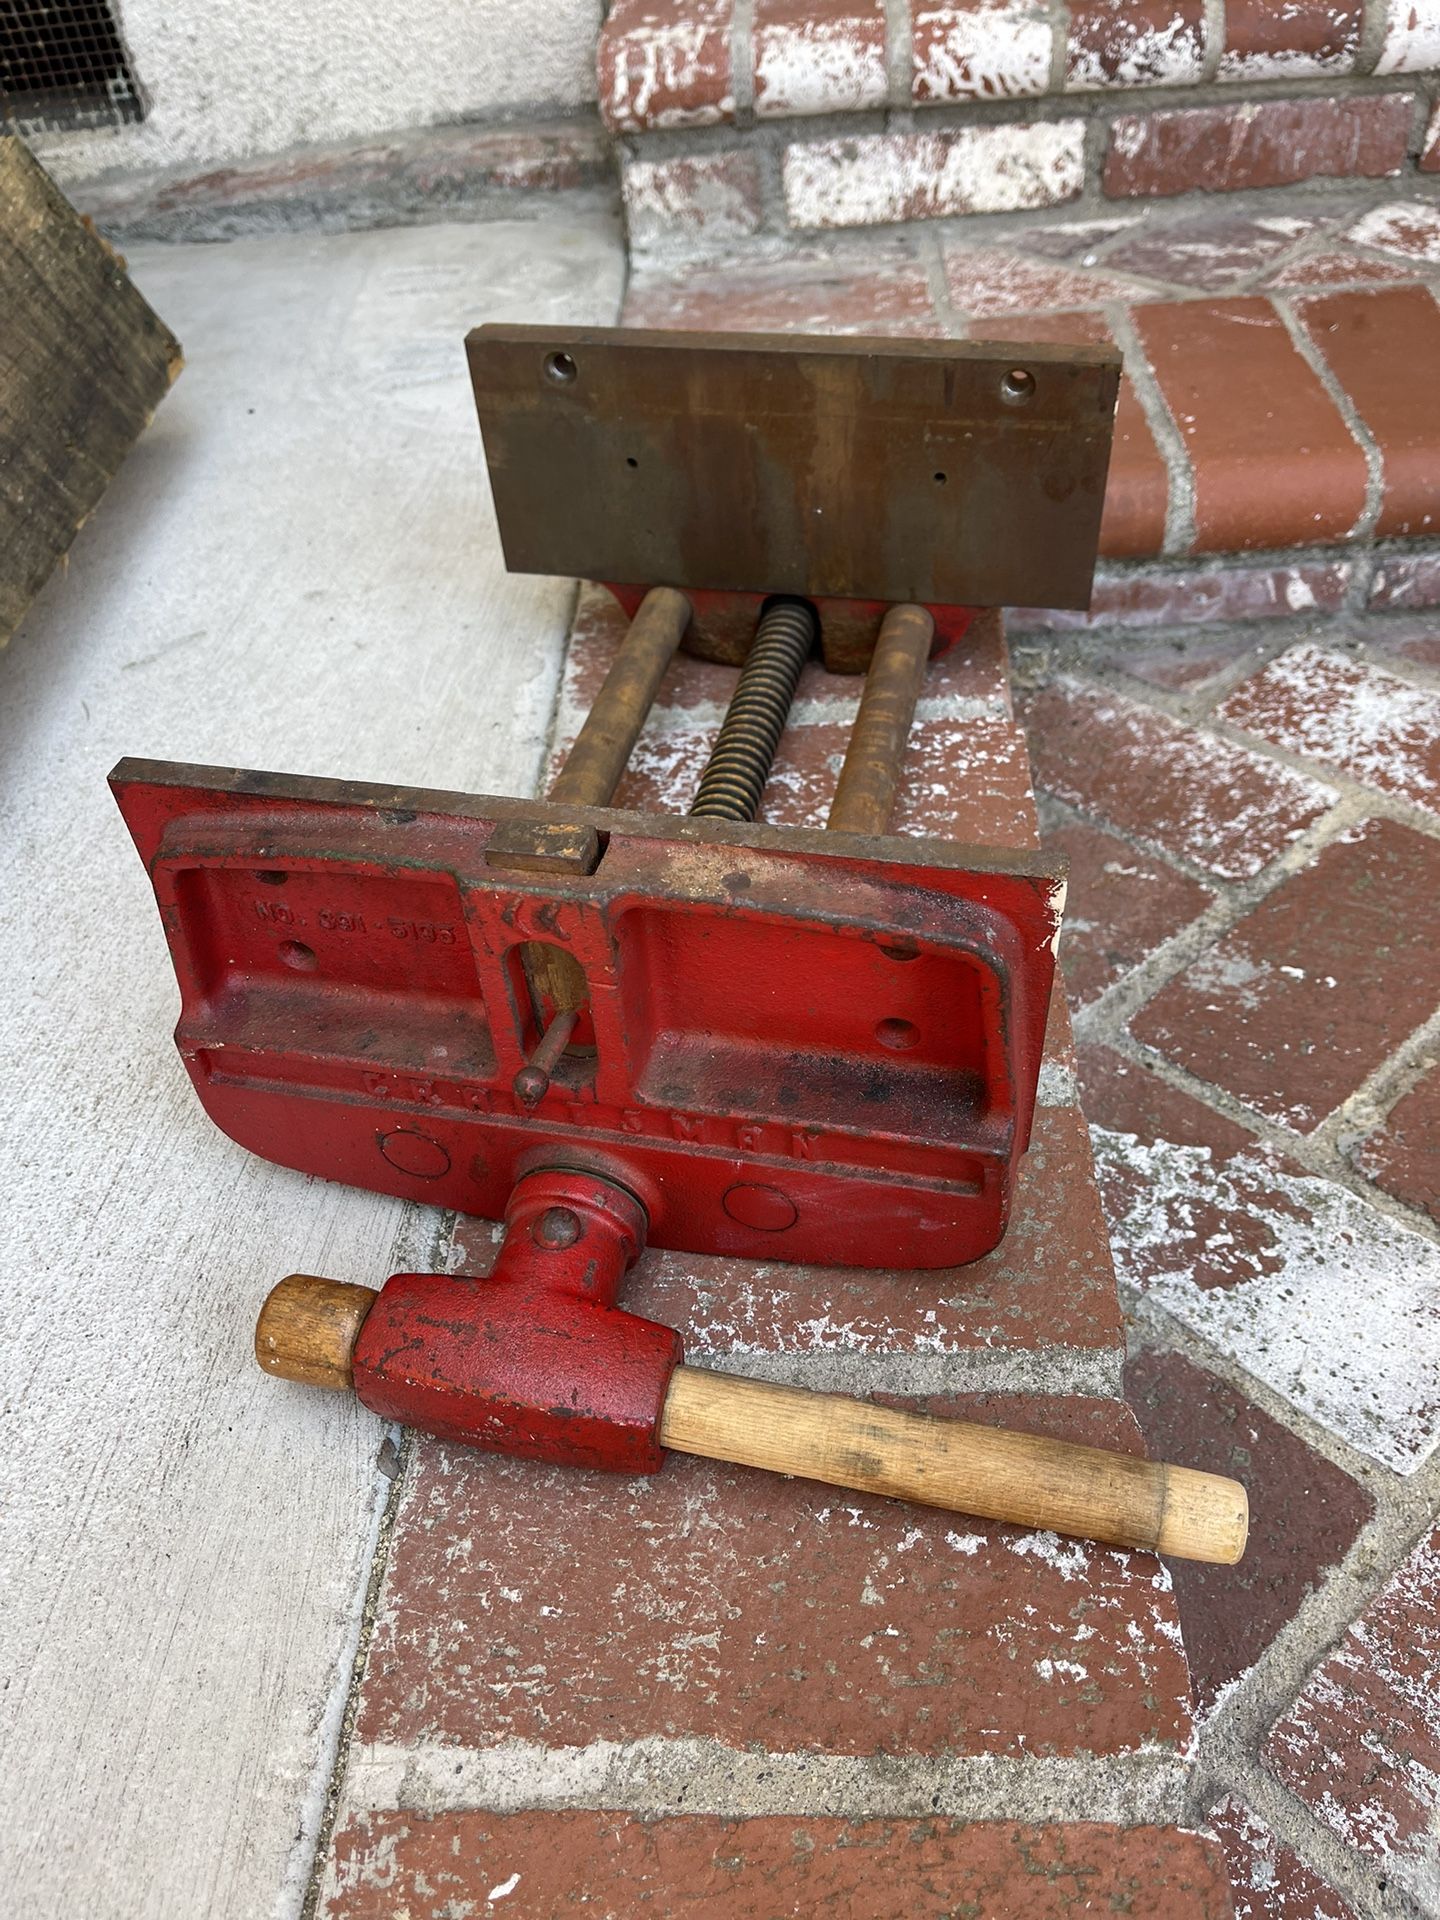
[{"x1": 1, "y1": 2, "x2": 142, "y2": 135}]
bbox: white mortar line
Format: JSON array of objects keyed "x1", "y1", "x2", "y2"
[
  {"x1": 1200, "y1": 0, "x2": 1226, "y2": 83},
  {"x1": 1103, "y1": 300, "x2": 1199, "y2": 558},
  {"x1": 336, "y1": 1736, "x2": 1192, "y2": 1825},
  {"x1": 730, "y1": 0, "x2": 756, "y2": 126},
  {"x1": 1357, "y1": 0, "x2": 1390, "y2": 78},
  {"x1": 1272, "y1": 291, "x2": 1385, "y2": 540},
  {"x1": 883, "y1": 0, "x2": 915, "y2": 115},
  {"x1": 1048, "y1": 1, "x2": 1071, "y2": 95}
]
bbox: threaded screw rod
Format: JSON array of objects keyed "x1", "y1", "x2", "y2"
[{"x1": 688, "y1": 598, "x2": 817, "y2": 822}]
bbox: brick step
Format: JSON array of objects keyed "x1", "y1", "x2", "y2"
[
  {"x1": 623, "y1": 190, "x2": 1440, "y2": 604},
  {"x1": 601, "y1": 0, "x2": 1440, "y2": 136},
  {"x1": 322, "y1": 1814, "x2": 1234, "y2": 1916}
]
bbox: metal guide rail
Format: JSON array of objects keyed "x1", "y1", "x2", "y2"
[{"x1": 112, "y1": 327, "x2": 1249, "y2": 1565}]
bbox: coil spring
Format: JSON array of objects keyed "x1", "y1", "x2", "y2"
[{"x1": 688, "y1": 599, "x2": 817, "y2": 822}]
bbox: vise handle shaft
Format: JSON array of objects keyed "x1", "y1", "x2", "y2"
[
  {"x1": 258, "y1": 1276, "x2": 1246, "y2": 1566},
  {"x1": 660, "y1": 1367, "x2": 1245, "y2": 1566}
]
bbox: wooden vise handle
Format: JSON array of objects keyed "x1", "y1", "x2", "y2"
[
  {"x1": 258, "y1": 1277, "x2": 1247, "y2": 1566},
  {"x1": 660, "y1": 1369, "x2": 1246, "y2": 1565}
]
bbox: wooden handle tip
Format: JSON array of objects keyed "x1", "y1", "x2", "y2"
[
  {"x1": 255, "y1": 1274, "x2": 378, "y2": 1391},
  {"x1": 1156, "y1": 1465, "x2": 1249, "y2": 1565}
]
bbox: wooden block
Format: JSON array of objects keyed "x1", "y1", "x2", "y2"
[{"x1": 0, "y1": 137, "x2": 181, "y2": 645}]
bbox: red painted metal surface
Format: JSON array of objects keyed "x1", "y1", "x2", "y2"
[
  {"x1": 111, "y1": 759, "x2": 1064, "y2": 1271},
  {"x1": 355, "y1": 1169, "x2": 680, "y2": 1472}
]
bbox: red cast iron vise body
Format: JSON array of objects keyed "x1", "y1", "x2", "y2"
[{"x1": 113, "y1": 327, "x2": 1136, "y2": 1501}]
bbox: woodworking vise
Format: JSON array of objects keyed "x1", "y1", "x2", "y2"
[{"x1": 113, "y1": 328, "x2": 1247, "y2": 1565}]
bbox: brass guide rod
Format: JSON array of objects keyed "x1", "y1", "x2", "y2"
[
  {"x1": 517, "y1": 584, "x2": 691, "y2": 1086},
  {"x1": 548, "y1": 586, "x2": 692, "y2": 808},
  {"x1": 826, "y1": 603, "x2": 934, "y2": 835}
]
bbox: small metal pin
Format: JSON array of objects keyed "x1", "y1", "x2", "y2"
[{"x1": 513, "y1": 1008, "x2": 581, "y2": 1109}]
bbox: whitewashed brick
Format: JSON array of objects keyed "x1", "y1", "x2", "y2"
[
  {"x1": 912, "y1": 0, "x2": 1054, "y2": 101},
  {"x1": 1347, "y1": 200, "x2": 1440, "y2": 262},
  {"x1": 1069, "y1": 13, "x2": 1207, "y2": 91},
  {"x1": 623, "y1": 152, "x2": 762, "y2": 258},
  {"x1": 783, "y1": 122, "x2": 1085, "y2": 231},
  {"x1": 755, "y1": 6, "x2": 890, "y2": 118},
  {"x1": 1376, "y1": 0, "x2": 1440, "y2": 73}
]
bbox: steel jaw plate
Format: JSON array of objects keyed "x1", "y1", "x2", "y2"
[{"x1": 111, "y1": 760, "x2": 1064, "y2": 1271}]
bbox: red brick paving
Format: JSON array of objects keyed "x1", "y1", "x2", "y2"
[
  {"x1": 1207, "y1": 1797, "x2": 1360, "y2": 1920},
  {"x1": 1220, "y1": 642, "x2": 1440, "y2": 817},
  {"x1": 1266, "y1": 1524, "x2": 1440, "y2": 1880},
  {"x1": 1045, "y1": 817, "x2": 1214, "y2": 1008},
  {"x1": 355, "y1": 1395, "x2": 1191, "y2": 1760},
  {"x1": 324, "y1": 1814, "x2": 1235, "y2": 1919},
  {"x1": 1362, "y1": 613, "x2": 1440, "y2": 671},
  {"x1": 319, "y1": 162, "x2": 1440, "y2": 1919},
  {"x1": 561, "y1": 586, "x2": 1012, "y2": 717},
  {"x1": 1019, "y1": 679, "x2": 1334, "y2": 880},
  {"x1": 1084, "y1": 1035, "x2": 1440, "y2": 1479},
  {"x1": 1017, "y1": 215, "x2": 1141, "y2": 261},
  {"x1": 1368, "y1": 552, "x2": 1440, "y2": 612},
  {"x1": 1126, "y1": 1350, "x2": 1373, "y2": 1716},
  {"x1": 1131, "y1": 299, "x2": 1369, "y2": 553},
  {"x1": 1102, "y1": 212, "x2": 1323, "y2": 289},
  {"x1": 1076, "y1": 1043, "x2": 1309, "y2": 1295},
  {"x1": 1091, "y1": 629, "x2": 1282, "y2": 692},
  {"x1": 943, "y1": 243, "x2": 1148, "y2": 319},
  {"x1": 1264, "y1": 244, "x2": 1418, "y2": 290},
  {"x1": 624, "y1": 151, "x2": 763, "y2": 254},
  {"x1": 1103, "y1": 96, "x2": 1412, "y2": 200},
  {"x1": 1132, "y1": 819, "x2": 1440, "y2": 1132},
  {"x1": 1344, "y1": 199, "x2": 1440, "y2": 263},
  {"x1": 1293, "y1": 286, "x2": 1440, "y2": 538},
  {"x1": 1017, "y1": 562, "x2": 1351, "y2": 639},
  {"x1": 598, "y1": 713, "x2": 1041, "y2": 845},
  {"x1": 622, "y1": 237, "x2": 945, "y2": 336},
  {"x1": 1355, "y1": 1061, "x2": 1440, "y2": 1222}
]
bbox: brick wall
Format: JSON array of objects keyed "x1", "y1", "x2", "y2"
[{"x1": 604, "y1": 1, "x2": 1440, "y2": 247}]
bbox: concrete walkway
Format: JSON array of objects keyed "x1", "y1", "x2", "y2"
[{"x1": 0, "y1": 208, "x2": 623, "y2": 1919}]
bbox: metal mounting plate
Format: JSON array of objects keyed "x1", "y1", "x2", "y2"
[{"x1": 468, "y1": 327, "x2": 1120, "y2": 613}]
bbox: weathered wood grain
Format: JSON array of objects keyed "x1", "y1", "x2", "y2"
[
  {"x1": 0, "y1": 136, "x2": 182, "y2": 645},
  {"x1": 0, "y1": 212, "x2": 623, "y2": 1919}
]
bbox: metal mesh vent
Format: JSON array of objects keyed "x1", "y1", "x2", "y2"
[{"x1": 1, "y1": 2, "x2": 142, "y2": 135}]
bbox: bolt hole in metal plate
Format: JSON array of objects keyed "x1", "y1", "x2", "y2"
[{"x1": 466, "y1": 326, "x2": 1119, "y2": 613}]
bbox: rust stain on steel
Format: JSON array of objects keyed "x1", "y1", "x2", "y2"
[{"x1": 467, "y1": 325, "x2": 1120, "y2": 616}]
